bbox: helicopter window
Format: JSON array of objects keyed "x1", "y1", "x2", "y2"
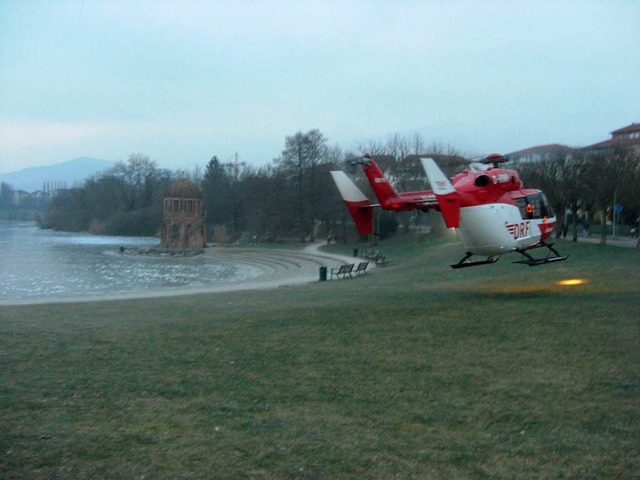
[
  {"x1": 518, "y1": 193, "x2": 554, "y2": 219},
  {"x1": 531, "y1": 197, "x2": 543, "y2": 218}
]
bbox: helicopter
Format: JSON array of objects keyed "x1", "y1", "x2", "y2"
[{"x1": 330, "y1": 153, "x2": 568, "y2": 268}]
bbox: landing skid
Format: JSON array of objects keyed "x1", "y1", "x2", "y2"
[
  {"x1": 512, "y1": 241, "x2": 569, "y2": 267},
  {"x1": 451, "y1": 252, "x2": 499, "y2": 269},
  {"x1": 451, "y1": 242, "x2": 569, "y2": 269}
]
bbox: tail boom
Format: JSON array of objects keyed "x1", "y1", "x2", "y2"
[
  {"x1": 360, "y1": 160, "x2": 402, "y2": 209},
  {"x1": 358, "y1": 157, "x2": 438, "y2": 211}
]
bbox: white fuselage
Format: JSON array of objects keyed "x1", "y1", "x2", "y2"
[{"x1": 456, "y1": 204, "x2": 551, "y2": 256}]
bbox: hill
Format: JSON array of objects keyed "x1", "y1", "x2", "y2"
[{"x1": 0, "y1": 157, "x2": 114, "y2": 192}]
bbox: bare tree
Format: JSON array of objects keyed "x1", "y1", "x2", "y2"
[
  {"x1": 276, "y1": 129, "x2": 329, "y2": 242},
  {"x1": 518, "y1": 149, "x2": 588, "y2": 241},
  {"x1": 237, "y1": 165, "x2": 292, "y2": 241},
  {"x1": 107, "y1": 154, "x2": 160, "y2": 210},
  {"x1": 581, "y1": 149, "x2": 636, "y2": 245},
  {"x1": 0, "y1": 182, "x2": 15, "y2": 209},
  {"x1": 632, "y1": 154, "x2": 640, "y2": 248}
]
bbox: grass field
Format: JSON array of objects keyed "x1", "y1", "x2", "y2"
[{"x1": 1, "y1": 237, "x2": 639, "y2": 479}]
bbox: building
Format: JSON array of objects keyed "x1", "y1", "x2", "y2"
[
  {"x1": 583, "y1": 122, "x2": 640, "y2": 155},
  {"x1": 160, "y1": 178, "x2": 207, "y2": 249},
  {"x1": 506, "y1": 144, "x2": 573, "y2": 163},
  {"x1": 504, "y1": 122, "x2": 640, "y2": 161}
]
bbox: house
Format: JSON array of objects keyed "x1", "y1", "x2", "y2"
[
  {"x1": 583, "y1": 122, "x2": 640, "y2": 155},
  {"x1": 506, "y1": 144, "x2": 573, "y2": 163}
]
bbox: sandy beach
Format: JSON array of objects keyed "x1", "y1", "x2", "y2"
[{"x1": 0, "y1": 243, "x2": 363, "y2": 306}]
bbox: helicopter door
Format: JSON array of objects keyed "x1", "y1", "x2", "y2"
[{"x1": 515, "y1": 197, "x2": 531, "y2": 220}]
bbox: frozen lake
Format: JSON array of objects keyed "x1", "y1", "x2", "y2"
[{"x1": 0, "y1": 221, "x2": 261, "y2": 301}]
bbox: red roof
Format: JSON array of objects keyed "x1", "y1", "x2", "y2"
[
  {"x1": 585, "y1": 137, "x2": 640, "y2": 150},
  {"x1": 507, "y1": 144, "x2": 571, "y2": 156},
  {"x1": 611, "y1": 122, "x2": 640, "y2": 136}
]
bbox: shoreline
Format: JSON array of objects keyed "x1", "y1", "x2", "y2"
[{"x1": 0, "y1": 243, "x2": 362, "y2": 306}]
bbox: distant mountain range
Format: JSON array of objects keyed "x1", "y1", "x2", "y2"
[{"x1": 0, "y1": 157, "x2": 114, "y2": 193}]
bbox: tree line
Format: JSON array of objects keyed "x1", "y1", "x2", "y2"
[
  {"x1": 1, "y1": 183, "x2": 51, "y2": 220},
  {"x1": 38, "y1": 129, "x2": 640, "y2": 246},
  {"x1": 516, "y1": 148, "x2": 640, "y2": 245}
]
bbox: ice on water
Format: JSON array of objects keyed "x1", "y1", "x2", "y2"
[{"x1": 0, "y1": 222, "x2": 261, "y2": 300}]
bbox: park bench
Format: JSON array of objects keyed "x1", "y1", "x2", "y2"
[
  {"x1": 330, "y1": 263, "x2": 354, "y2": 280},
  {"x1": 363, "y1": 249, "x2": 387, "y2": 265},
  {"x1": 354, "y1": 261, "x2": 369, "y2": 275}
]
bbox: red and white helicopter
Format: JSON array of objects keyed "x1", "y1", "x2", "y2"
[{"x1": 330, "y1": 153, "x2": 568, "y2": 268}]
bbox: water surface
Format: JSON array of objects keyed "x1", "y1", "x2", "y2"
[{"x1": 0, "y1": 221, "x2": 260, "y2": 301}]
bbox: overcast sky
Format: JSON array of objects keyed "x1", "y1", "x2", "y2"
[{"x1": 0, "y1": 0, "x2": 638, "y2": 174}]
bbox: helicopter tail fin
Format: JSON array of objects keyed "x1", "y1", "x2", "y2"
[
  {"x1": 356, "y1": 157, "x2": 404, "y2": 209},
  {"x1": 420, "y1": 157, "x2": 461, "y2": 228},
  {"x1": 330, "y1": 171, "x2": 375, "y2": 235}
]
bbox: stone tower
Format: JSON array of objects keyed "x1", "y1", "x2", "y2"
[{"x1": 161, "y1": 178, "x2": 206, "y2": 249}]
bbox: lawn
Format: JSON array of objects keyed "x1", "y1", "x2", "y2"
[{"x1": 1, "y1": 237, "x2": 638, "y2": 479}]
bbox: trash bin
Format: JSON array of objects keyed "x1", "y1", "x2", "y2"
[
  {"x1": 353, "y1": 248, "x2": 359, "y2": 257},
  {"x1": 319, "y1": 266, "x2": 327, "y2": 282}
]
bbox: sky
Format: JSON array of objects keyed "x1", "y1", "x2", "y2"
[{"x1": 0, "y1": 0, "x2": 638, "y2": 174}]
